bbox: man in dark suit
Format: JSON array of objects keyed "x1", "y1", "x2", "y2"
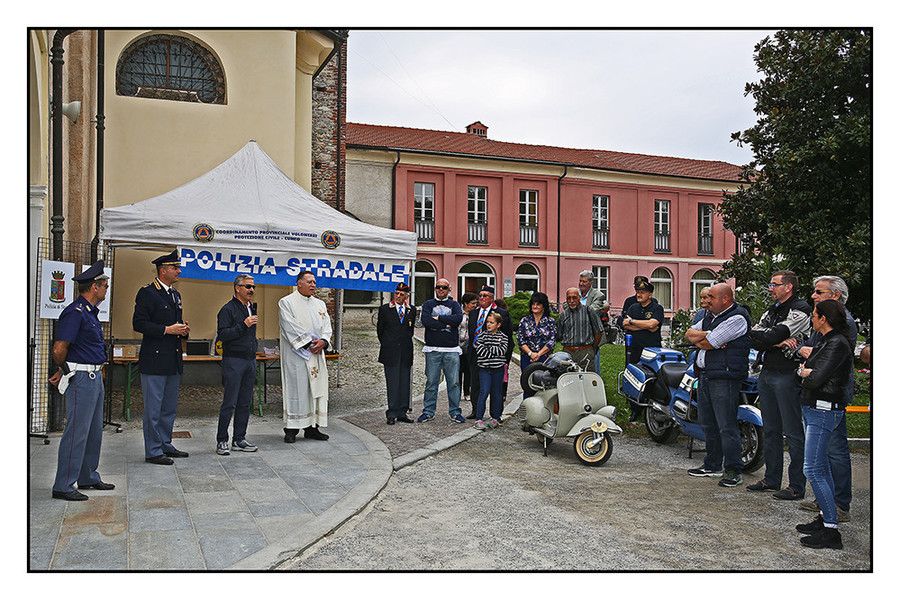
[
  {"x1": 133, "y1": 250, "x2": 190, "y2": 465},
  {"x1": 376, "y1": 283, "x2": 417, "y2": 424},
  {"x1": 465, "y1": 285, "x2": 512, "y2": 419}
]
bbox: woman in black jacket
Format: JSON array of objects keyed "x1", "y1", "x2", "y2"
[{"x1": 795, "y1": 299, "x2": 854, "y2": 550}]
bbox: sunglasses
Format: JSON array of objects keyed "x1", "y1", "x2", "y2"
[
  {"x1": 813, "y1": 289, "x2": 832, "y2": 295},
  {"x1": 435, "y1": 285, "x2": 449, "y2": 290},
  {"x1": 239, "y1": 284, "x2": 256, "y2": 289}
]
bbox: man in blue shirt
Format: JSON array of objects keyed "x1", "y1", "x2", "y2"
[{"x1": 49, "y1": 261, "x2": 114, "y2": 501}]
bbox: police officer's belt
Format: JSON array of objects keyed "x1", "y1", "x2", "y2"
[{"x1": 67, "y1": 362, "x2": 104, "y2": 372}]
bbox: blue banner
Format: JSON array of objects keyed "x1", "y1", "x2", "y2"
[{"x1": 178, "y1": 247, "x2": 409, "y2": 292}]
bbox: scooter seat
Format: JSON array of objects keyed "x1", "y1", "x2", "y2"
[{"x1": 658, "y1": 362, "x2": 688, "y2": 389}]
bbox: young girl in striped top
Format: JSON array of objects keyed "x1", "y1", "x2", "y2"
[{"x1": 473, "y1": 312, "x2": 508, "y2": 430}]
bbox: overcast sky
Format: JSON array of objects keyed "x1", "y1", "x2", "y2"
[{"x1": 346, "y1": 29, "x2": 775, "y2": 166}]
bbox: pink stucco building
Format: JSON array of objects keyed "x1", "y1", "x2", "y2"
[{"x1": 346, "y1": 121, "x2": 745, "y2": 316}]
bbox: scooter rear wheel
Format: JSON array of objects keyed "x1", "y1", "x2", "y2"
[{"x1": 574, "y1": 430, "x2": 613, "y2": 466}]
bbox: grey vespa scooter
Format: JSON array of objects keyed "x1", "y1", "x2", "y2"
[{"x1": 519, "y1": 352, "x2": 622, "y2": 466}]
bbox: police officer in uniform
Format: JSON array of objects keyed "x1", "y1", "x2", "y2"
[
  {"x1": 133, "y1": 250, "x2": 190, "y2": 465},
  {"x1": 49, "y1": 261, "x2": 114, "y2": 500}
]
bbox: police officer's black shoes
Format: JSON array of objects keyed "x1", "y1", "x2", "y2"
[
  {"x1": 164, "y1": 448, "x2": 189, "y2": 458},
  {"x1": 80, "y1": 481, "x2": 115, "y2": 490},
  {"x1": 53, "y1": 490, "x2": 88, "y2": 501},
  {"x1": 145, "y1": 455, "x2": 174, "y2": 465}
]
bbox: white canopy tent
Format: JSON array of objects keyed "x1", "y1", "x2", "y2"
[
  {"x1": 100, "y1": 141, "x2": 418, "y2": 380},
  {"x1": 100, "y1": 140, "x2": 417, "y2": 274}
]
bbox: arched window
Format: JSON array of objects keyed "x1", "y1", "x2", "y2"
[
  {"x1": 690, "y1": 268, "x2": 717, "y2": 309},
  {"x1": 413, "y1": 260, "x2": 436, "y2": 306},
  {"x1": 515, "y1": 263, "x2": 539, "y2": 294},
  {"x1": 458, "y1": 261, "x2": 496, "y2": 298},
  {"x1": 651, "y1": 267, "x2": 673, "y2": 311},
  {"x1": 116, "y1": 34, "x2": 226, "y2": 104}
]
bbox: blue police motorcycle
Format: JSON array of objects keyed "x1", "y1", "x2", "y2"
[{"x1": 617, "y1": 345, "x2": 765, "y2": 473}]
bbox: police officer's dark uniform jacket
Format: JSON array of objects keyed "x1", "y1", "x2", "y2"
[{"x1": 133, "y1": 278, "x2": 185, "y2": 375}]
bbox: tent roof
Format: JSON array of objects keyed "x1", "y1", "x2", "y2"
[{"x1": 100, "y1": 141, "x2": 417, "y2": 262}]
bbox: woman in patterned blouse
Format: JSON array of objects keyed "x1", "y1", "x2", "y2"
[{"x1": 517, "y1": 291, "x2": 557, "y2": 397}]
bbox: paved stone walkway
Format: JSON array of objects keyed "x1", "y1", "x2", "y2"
[{"x1": 29, "y1": 419, "x2": 391, "y2": 570}]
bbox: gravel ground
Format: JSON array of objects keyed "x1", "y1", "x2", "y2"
[{"x1": 288, "y1": 419, "x2": 872, "y2": 571}]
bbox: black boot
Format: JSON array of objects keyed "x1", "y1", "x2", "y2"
[
  {"x1": 800, "y1": 526, "x2": 843, "y2": 550},
  {"x1": 304, "y1": 426, "x2": 329, "y2": 441},
  {"x1": 283, "y1": 428, "x2": 298, "y2": 443},
  {"x1": 796, "y1": 515, "x2": 825, "y2": 534}
]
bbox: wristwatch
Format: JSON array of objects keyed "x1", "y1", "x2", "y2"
[{"x1": 796, "y1": 366, "x2": 804, "y2": 377}]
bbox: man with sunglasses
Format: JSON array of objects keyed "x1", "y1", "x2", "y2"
[
  {"x1": 215, "y1": 275, "x2": 260, "y2": 455},
  {"x1": 747, "y1": 270, "x2": 812, "y2": 500},
  {"x1": 778, "y1": 276, "x2": 857, "y2": 521},
  {"x1": 49, "y1": 261, "x2": 114, "y2": 500},
  {"x1": 419, "y1": 278, "x2": 465, "y2": 423}
]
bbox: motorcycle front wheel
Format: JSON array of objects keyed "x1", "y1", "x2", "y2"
[
  {"x1": 645, "y1": 407, "x2": 680, "y2": 443},
  {"x1": 573, "y1": 430, "x2": 613, "y2": 466},
  {"x1": 740, "y1": 420, "x2": 765, "y2": 473}
]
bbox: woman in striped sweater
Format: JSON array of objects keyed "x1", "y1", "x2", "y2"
[{"x1": 473, "y1": 312, "x2": 508, "y2": 430}]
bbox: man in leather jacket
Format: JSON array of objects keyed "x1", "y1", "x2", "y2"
[{"x1": 746, "y1": 270, "x2": 812, "y2": 500}]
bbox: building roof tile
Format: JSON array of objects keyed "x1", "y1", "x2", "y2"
[{"x1": 346, "y1": 122, "x2": 745, "y2": 182}]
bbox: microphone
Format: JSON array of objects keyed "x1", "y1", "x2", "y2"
[{"x1": 251, "y1": 302, "x2": 258, "y2": 316}]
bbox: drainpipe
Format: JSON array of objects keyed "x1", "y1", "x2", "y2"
[
  {"x1": 91, "y1": 30, "x2": 105, "y2": 262},
  {"x1": 556, "y1": 165, "x2": 568, "y2": 308},
  {"x1": 50, "y1": 28, "x2": 77, "y2": 261}
]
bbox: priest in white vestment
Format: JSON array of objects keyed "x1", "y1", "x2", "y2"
[{"x1": 278, "y1": 271, "x2": 333, "y2": 442}]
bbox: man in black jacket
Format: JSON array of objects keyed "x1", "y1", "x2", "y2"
[
  {"x1": 215, "y1": 275, "x2": 259, "y2": 455},
  {"x1": 377, "y1": 283, "x2": 417, "y2": 425},
  {"x1": 747, "y1": 270, "x2": 812, "y2": 500},
  {"x1": 133, "y1": 250, "x2": 190, "y2": 465}
]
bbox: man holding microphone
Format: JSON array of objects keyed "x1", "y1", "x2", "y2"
[{"x1": 215, "y1": 274, "x2": 259, "y2": 455}]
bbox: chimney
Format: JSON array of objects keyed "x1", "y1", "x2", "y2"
[{"x1": 465, "y1": 121, "x2": 488, "y2": 137}]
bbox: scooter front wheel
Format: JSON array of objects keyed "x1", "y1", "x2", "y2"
[{"x1": 573, "y1": 430, "x2": 613, "y2": 466}]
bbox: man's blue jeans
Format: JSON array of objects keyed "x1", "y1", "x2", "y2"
[
  {"x1": 758, "y1": 369, "x2": 805, "y2": 494},
  {"x1": 697, "y1": 375, "x2": 743, "y2": 473},
  {"x1": 802, "y1": 406, "x2": 844, "y2": 526},
  {"x1": 423, "y1": 351, "x2": 461, "y2": 417}
]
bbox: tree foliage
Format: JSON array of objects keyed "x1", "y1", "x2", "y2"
[{"x1": 718, "y1": 29, "x2": 872, "y2": 321}]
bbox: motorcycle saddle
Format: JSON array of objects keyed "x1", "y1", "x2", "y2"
[{"x1": 658, "y1": 362, "x2": 688, "y2": 389}]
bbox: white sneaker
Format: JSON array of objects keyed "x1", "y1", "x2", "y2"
[
  {"x1": 216, "y1": 441, "x2": 230, "y2": 455},
  {"x1": 473, "y1": 420, "x2": 487, "y2": 430},
  {"x1": 487, "y1": 419, "x2": 499, "y2": 429}
]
